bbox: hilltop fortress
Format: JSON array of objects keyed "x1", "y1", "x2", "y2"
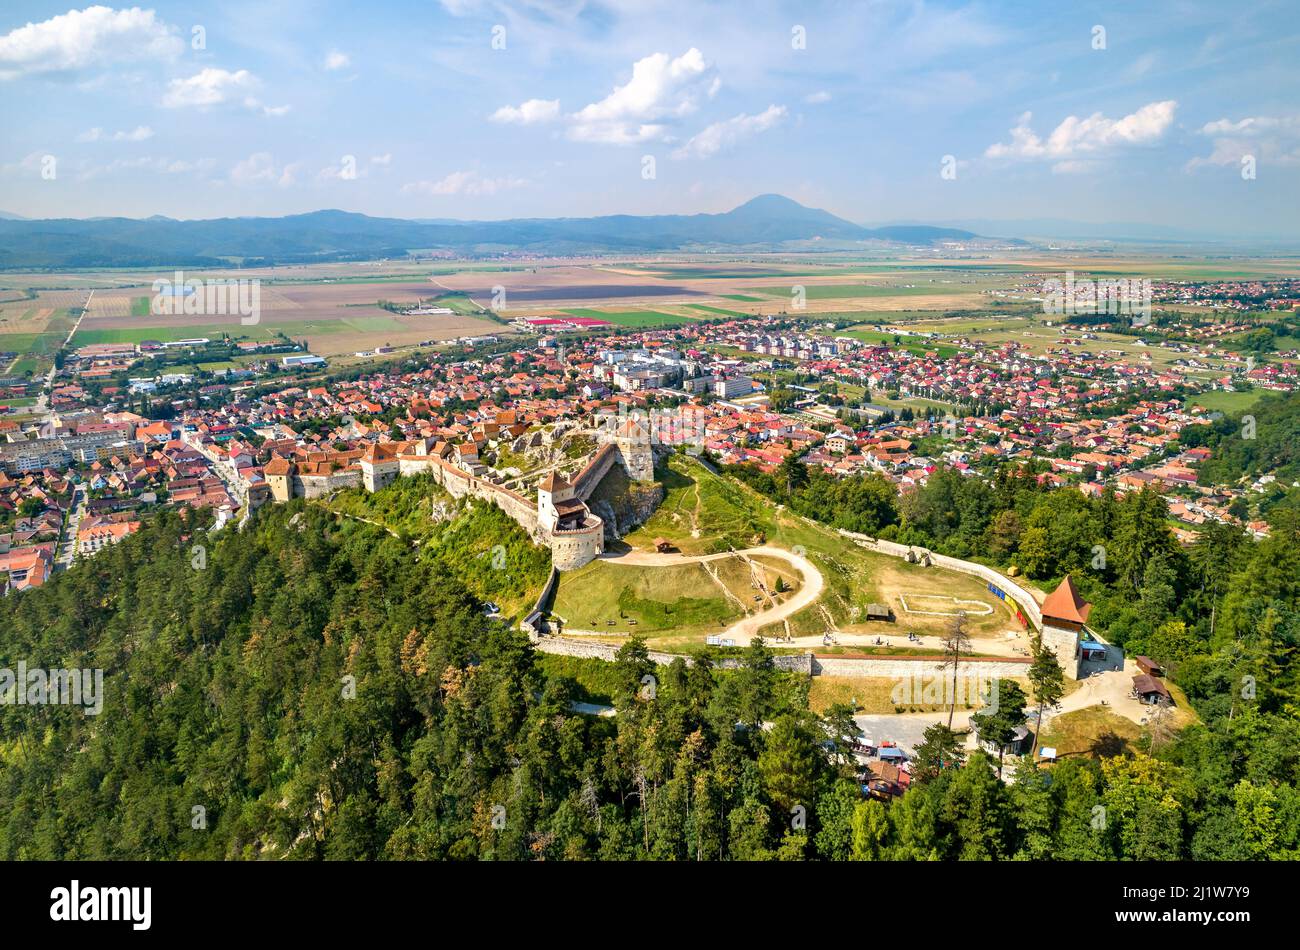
[{"x1": 263, "y1": 416, "x2": 656, "y2": 570}]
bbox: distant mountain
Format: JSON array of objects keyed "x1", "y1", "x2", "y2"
[
  {"x1": 0, "y1": 211, "x2": 27, "y2": 221},
  {"x1": 0, "y1": 195, "x2": 996, "y2": 269}
]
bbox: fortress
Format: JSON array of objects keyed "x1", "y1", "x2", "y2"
[{"x1": 263, "y1": 416, "x2": 656, "y2": 570}]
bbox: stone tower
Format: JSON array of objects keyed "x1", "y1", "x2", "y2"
[
  {"x1": 263, "y1": 455, "x2": 295, "y2": 502},
  {"x1": 536, "y1": 471, "x2": 575, "y2": 534},
  {"x1": 614, "y1": 416, "x2": 654, "y2": 483},
  {"x1": 1039, "y1": 574, "x2": 1091, "y2": 680}
]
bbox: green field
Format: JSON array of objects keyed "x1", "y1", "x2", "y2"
[
  {"x1": 685, "y1": 303, "x2": 748, "y2": 318},
  {"x1": 561, "y1": 307, "x2": 692, "y2": 328},
  {"x1": 551, "y1": 560, "x2": 741, "y2": 635},
  {"x1": 428, "y1": 293, "x2": 485, "y2": 315},
  {"x1": 1187, "y1": 389, "x2": 1265, "y2": 413},
  {"x1": 838, "y1": 326, "x2": 962, "y2": 359},
  {"x1": 71, "y1": 324, "x2": 281, "y2": 345},
  {"x1": 758, "y1": 283, "x2": 974, "y2": 300},
  {"x1": 720, "y1": 294, "x2": 766, "y2": 302}
]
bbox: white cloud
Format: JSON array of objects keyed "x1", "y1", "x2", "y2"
[
  {"x1": 324, "y1": 50, "x2": 350, "y2": 70},
  {"x1": 672, "y1": 104, "x2": 787, "y2": 159},
  {"x1": 370, "y1": 153, "x2": 392, "y2": 166},
  {"x1": 1190, "y1": 114, "x2": 1300, "y2": 169},
  {"x1": 76, "y1": 155, "x2": 214, "y2": 181},
  {"x1": 401, "y1": 170, "x2": 526, "y2": 196},
  {"x1": 1200, "y1": 115, "x2": 1299, "y2": 137},
  {"x1": 230, "y1": 152, "x2": 298, "y2": 187},
  {"x1": 804, "y1": 90, "x2": 832, "y2": 104},
  {"x1": 0, "y1": 5, "x2": 182, "y2": 80},
  {"x1": 77, "y1": 125, "x2": 154, "y2": 143},
  {"x1": 244, "y1": 96, "x2": 290, "y2": 117},
  {"x1": 986, "y1": 101, "x2": 1177, "y2": 163},
  {"x1": 163, "y1": 68, "x2": 255, "y2": 107},
  {"x1": 490, "y1": 98, "x2": 561, "y2": 125},
  {"x1": 568, "y1": 48, "x2": 717, "y2": 145}
]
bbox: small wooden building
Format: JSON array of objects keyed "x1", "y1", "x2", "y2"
[
  {"x1": 1133, "y1": 674, "x2": 1172, "y2": 706},
  {"x1": 866, "y1": 603, "x2": 893, "y2": 621},
  {"x1": 1135, "y1": 655, "x2": 1164, "y2": 676}
]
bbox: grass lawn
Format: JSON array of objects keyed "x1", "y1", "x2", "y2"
[
  {"x1": 1039, "y1": 707, "x2": 1142, "y2": 759},
  {"x1": 808, "y1": 675, "x2": 1011, "y2": 715},
  {"x1": 621, "y1": 454, "x2": 1025, "y2": 642},
  {"x1": 1188, "y1": 389, "x2": 1265, "y2": 413},
  {"x1": 550, "y1": 559, "x2": 741, "y2": 636}
]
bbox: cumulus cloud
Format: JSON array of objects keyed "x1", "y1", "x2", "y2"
[
  {"x1": 76, "y1": 125, "x2": 155, "y2": 143},
  {"x1": 244, "y1": 96, "x2": 290, "y2": 117},
  {"x1": 401, "y1": 170, "x2": 526, "y2": 196},
  {"x1": 986, "y1": 100, "x2": 1177, "y2": 171},
  {"x1": 568, "y1": 48, "x2": 718, "y2": 145},
  {"x1": 672, "y1": 104, "x2": 787, "y2": 159},
  {"x1": 490, "y1": 98, "x2": 561, "y2": 124},
  {"x1": 1189, "y1": 114, "x2": 1300, "y2": 169},
  {"x1": 324, "y1": 50, "x2": 350, "y2": 70},
  {"x1": 163, "y1": 67, "x2": 255, "y2": 107},
  {"x1": 230, "y1": 152, "x2": 299, "y2": 187},
  {"x1": 0, "y1": 5, "x2": 182, "y2": 80}
]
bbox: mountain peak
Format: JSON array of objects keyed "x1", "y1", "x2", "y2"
[{"x1": 731, "y1": 194, "x2": 808, "y2": 213}]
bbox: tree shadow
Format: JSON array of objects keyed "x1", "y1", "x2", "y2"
[{"x1": 1089, "y1": 730, "x2": 1131, "y2": 758}]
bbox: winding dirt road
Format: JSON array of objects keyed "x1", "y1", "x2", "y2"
[{"x1": 599, "y1": 544, "x2": 824, "y2": 640}]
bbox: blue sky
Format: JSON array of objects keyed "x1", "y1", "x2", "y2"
[{"x1": 1, "y1": 0, "x2": 1298, "y2": 236}]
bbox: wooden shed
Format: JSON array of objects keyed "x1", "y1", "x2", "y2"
[
  {"x1": 1135, "y1": 655, "x2": 1164, "y2": 676},
  {"x1": 1133, "y1": 674, "x2": 1172, "y2": 706}
]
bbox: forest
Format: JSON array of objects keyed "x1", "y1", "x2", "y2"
[{"x1": 1, "y1": 459, "x2": 1297, "y2": 859}]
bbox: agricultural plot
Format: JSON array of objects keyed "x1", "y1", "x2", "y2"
[
  {"x1": 561, "y1": 308, "x2": 693, "y2": 328},
  {"x1": 72, "y1": 279, "x2": 505, "y2": 356},
  {"x1": 0, "y1": 296, "x2": 78, "y2": 374}
]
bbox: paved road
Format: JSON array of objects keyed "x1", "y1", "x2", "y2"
[
  {"x1": 599, "y1": 544, "x2": 824, "y2": 640},
  {"x1": 852, "y1": 711, "x2": 977, "y2": 755},
  {"x1": 55, "y1": 484, "x2": 86, "y2": 570},
  {"x1": 32, "y1": 289, "x2": 92, "y2": 421},
  {"x1": 783, "y1": 629, "x2": 1029, "y2": 657}
]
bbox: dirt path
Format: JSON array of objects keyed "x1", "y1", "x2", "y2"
[
  {"x1": 599, "y1": 544, "x2": 824, "y2": 640},
  {"x1": 1043, "y1": 662, "x2": 1152, "y2": 728}
]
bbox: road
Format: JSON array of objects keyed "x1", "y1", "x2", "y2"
[
  {"x1": 54, "y1": 484, "x2": 86, "y2": 571},
  {"x1": 599, "y1": 544, "x2": 824, "y2": 640},
  {"x1": 853, "y1": 711, "x2": 976, "y2": 755},
  {"x1": 780, "y1": 629, "x2": 1029, "y2": 657},
  {"x1": 32, "y1": 289, "x2": 92, "y2": 422}
]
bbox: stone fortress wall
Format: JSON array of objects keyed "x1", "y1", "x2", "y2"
[{"x1": 353, "y1": 423, "x2": 655, "y2": 570}]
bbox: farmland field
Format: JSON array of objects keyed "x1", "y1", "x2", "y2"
[
  {"x1": 560, "y1": 307, "x2": 693, "y2": 328},
  {"x1": 71, "y1": 279, "x2": 506, "y2": 356}
]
